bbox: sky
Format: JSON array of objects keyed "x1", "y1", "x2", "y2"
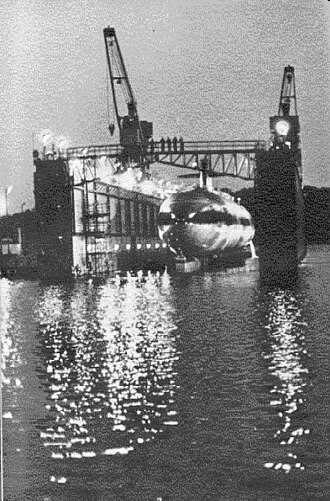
[{"x1": 0, "y1": 0, "x2": 329, "y2": 214}]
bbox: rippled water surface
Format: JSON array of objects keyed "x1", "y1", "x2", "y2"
[{"x1": 1, "y1": 245, "x2": 329, "y2": 500}]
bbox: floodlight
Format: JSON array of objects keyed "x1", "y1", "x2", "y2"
[{"x1": 275, "y1": 120, "x2": 290, "y2": 136}]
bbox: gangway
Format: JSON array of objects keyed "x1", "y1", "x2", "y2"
[{"x1": 67, "y1": 139, "x2": 266, "y2": 181}]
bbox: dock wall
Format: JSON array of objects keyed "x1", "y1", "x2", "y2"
[{"x1": 254, "y1": 149, "x2": 306, "y2": 285}]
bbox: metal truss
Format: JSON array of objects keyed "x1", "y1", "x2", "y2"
[
  {"x1": 146, "y1": 140, "x2": 266, "y2": 180},
  {"x1": 66, "y1": 139, "x2": 266, "y2": 181}
]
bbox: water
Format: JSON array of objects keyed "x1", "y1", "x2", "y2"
[{"x1": 1, "y1": 245, "x2": 329, "y2": 500}]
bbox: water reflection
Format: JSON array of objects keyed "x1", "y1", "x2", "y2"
[
  {"x1": 1, "y1": 279, "x2": 24, "y2": 417},
  {"x1": 37, "y1": 272, "x2": 179, "y2": 481},
  {"x1": 259, "y1": 287, "x2": 309, "y2": 474},
  {"x1": 1, "y1": 279, "x2": 13, "y2": 387}
]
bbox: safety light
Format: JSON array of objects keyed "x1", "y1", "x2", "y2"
[{"x1": 275, "y1": 120, "x2": 290, "y2": 136}]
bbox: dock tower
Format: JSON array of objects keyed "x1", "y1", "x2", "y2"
[
  {"x1": 33, "y1": 151, "x2": 74, "y2": 276},
  {"x1": 254, "y1": 66, "x2": 306, "y2": 285}
]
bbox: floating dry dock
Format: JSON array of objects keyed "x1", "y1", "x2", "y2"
[{"x1": 0, "y1": 151, "x2": 173, "y2": 278}]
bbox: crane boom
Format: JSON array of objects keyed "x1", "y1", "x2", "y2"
[{"x1": 103, "y1": 27, "x2": 153, "y2": 166}]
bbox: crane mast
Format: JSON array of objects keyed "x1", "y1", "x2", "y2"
[
  {"x1": 103, "y1": 27, "x2": 153, "y2": 167},
  {"x1": 278, "y1": 65, "x2": 298, "y2": 116}
]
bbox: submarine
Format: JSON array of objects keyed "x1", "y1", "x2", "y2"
[{"x1": 157, "y1": 178, "x2": 254, "y2": 259}]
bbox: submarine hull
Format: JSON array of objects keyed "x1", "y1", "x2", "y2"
[{"x1": 158, "y1": 187, "x2": 254, "y2": 258}]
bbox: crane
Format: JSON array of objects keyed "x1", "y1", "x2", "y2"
[
  {"x1": 103, "y1": 26, "x2": 153, "y2": 168},
  {"x1": 67, "y1": 26, "x2": 265, "y2": 182}
]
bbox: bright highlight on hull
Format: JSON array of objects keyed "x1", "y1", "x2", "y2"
[{"x1": 158, "y1": 186, "x2": 254, "y2": 258}]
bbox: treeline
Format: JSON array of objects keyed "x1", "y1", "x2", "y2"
[
  {"x1": 232, "y1": 185, "x2": 330, "y2": 244},
  {"x1": 0, "y1": 210, "x2": 39, "y2": 243}
]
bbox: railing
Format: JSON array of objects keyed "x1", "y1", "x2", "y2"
[
  {"x1": 148, "y1": 139, "x2": 266, "y2": 154},
  {"x1": 84, "y1": 204, "x2": 109, "y2": 217},
  {"x1": 65, "y1": 139, "x2": 266, "y2": 160}
]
